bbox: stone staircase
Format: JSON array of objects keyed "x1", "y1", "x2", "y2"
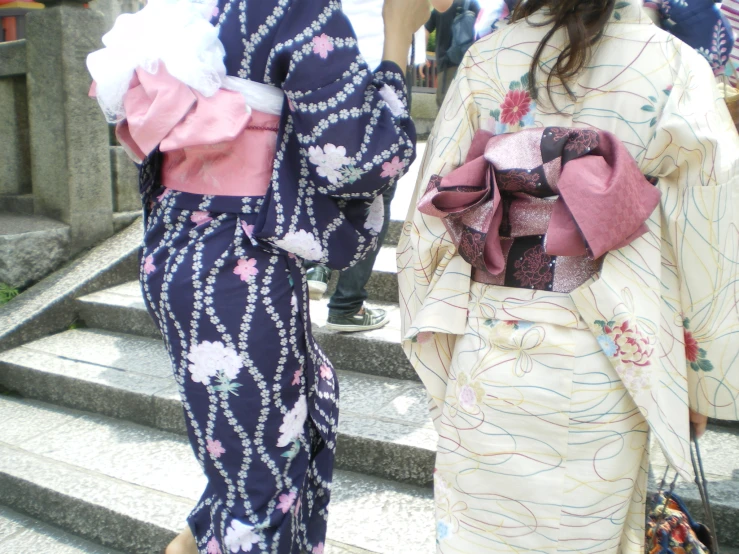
[{"x1": 1, "y1": 142, "x2": 739, "y2": 553}]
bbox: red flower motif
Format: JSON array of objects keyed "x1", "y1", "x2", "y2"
[
  {"x1": 685, "y1": 330, "x2": 699, "y2": 363},
  {"x1": 500, "y1": 89, "x2": 532, "y2": 126}
]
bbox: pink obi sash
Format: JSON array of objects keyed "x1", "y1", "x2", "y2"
[
  {"x1": 91, "y1": 64, "x2": 282, "y2": 197},
  {"x1": 418, "y1": 128, "x2": 661, "y2": 293}
]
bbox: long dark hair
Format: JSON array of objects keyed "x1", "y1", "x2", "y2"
[{"x1": 512, "y1": 0, "x2": 615, "y2": 101}]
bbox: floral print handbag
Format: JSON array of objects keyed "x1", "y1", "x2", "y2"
[{"x1": 646, "y1": 434, "x2": 719, "y2": 554}]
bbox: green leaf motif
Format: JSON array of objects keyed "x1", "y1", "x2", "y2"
[
  {"x1": 683, "y1": 317, "x2": 691, "y2": 329},
  {"x1": 614, "y1": 1, "x2": 629, "y2": 8},
  {"x1": 614, "y1": 11, "x2": 622, "y2": 20},
  {"x1": 650, "y1": 117, "x2": 657, "y2": 127},
  {"x1": 509, "y1": 81, "x2": 521, "y2": 90},
  {"x1": 698, "y1": 358, "x2": 714, "y2": 372},
  {"x1": 641, "y1": 104, "x2": 655, "y2": 112},
  {"x1": 490, "y1": 109, "x2": 501, "y2": 121},
  {"x1": 648, "y1": 96, "x2": 657, "y2": 102},
  {"x1": 521, "y1": 73, "x2": 530, "y2": 88}
]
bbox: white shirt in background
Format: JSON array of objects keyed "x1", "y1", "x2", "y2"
[{"x1": 342, "y1": 0, "x2": 426, "y2": 70}]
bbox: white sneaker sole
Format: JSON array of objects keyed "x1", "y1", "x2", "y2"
[
  {"x1": 308, "y1": 280, "x2": 327, "y2": 300},
  {"x1": 324, "y1": 316, "x2": 390, "y2": 333}
]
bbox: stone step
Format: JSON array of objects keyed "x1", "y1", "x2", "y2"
[
  {"x1": 76, "y1": 281, "x2": 417, "y2": 382},
  {"x1": 0, "y1": 213, "x2": 71, "y2": 289},
  {"x1": 0, "y1": 504, "x2": 123, "y2": 554},
  {"x1": 0, "y1": 395, "x2": 435, "y2": 554},
  {"x1": 0, "y1": 328, "x2": 436, "y2": 487}
]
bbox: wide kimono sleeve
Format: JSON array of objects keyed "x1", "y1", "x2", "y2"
[
  {"x1": 396, "y1": 58, "x2": 479, "y2": 425},
  {"x1": 254, "y1": 0, "x2": 417, "y2": 270},
  {"x1": 642, "y1": 47, "x2": 739, "y2": 420}
]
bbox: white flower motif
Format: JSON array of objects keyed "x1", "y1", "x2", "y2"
[
  {"x1": 364, "y1": 196, "x2": 384, "y2": 233},
  {"x1": 378, "y1": 85, "x2": 405, "y2": 117},
  {"x1": 308, "y1": 144, "x2": 350, "y2": 184},
  {"x1": 274, "y1": 230, "x2": 325, "y2": 261},
  {"x1": 187, "y1": 341, "x2": 243, "y2": 385},
  {"x1": 277, "y1": 395, "x2": 308, "y2": 447},
  {"x1": 224, "y1": 520, "x2": 260, "y2": 553}
]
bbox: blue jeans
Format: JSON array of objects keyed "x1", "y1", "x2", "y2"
[{"x1": 313, "y1": 183, "x2": 396, "y2": 316}]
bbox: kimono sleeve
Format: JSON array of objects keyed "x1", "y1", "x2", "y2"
[
  {"x1": 643, "y1": 49, "x2": 739, "y2": 420},
  {"x1": 268, "y1": 0, "x2": 416, "y2": 200},
  {"x1": 396, "y1": 57, "x2": 479, "y2": 425}
]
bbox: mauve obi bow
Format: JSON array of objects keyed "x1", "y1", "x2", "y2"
[
  {"x1": 90, "y1": 64, "x2": 253, "y2": 163},
  {"x1": 418, "y1": 127, "x2": 661, "y2": 276}
]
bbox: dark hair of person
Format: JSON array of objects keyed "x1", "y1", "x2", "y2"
[{"x1": 512, "y1": 0, "x2": 616, "y2": 101}]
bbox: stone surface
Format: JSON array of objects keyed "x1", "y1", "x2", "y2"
[
  {"x1": 0, "y1": 194, "x2": 34, "y2": 215},
  {"x1": 25, "y1": 6, "x2": 114, "y2": 253},
  {"x1": 0, "y1": 219, "x2": 141, "y2": 352},
  {"x1": 410, "y1": 91, "x2": 439, "y2": 121},
  {"x1": 0, "y1": 330, "x2": 437, "y2": 484},
  {"x1": 0, "y1": 395, "x2": 436, "y2": 554},
  {"x1": 0, "y1": 214, "x2": 70, "y2": 288},
  {"x1": 110, "y1": 146, "x2": 140, "y2": 213},
  {"x1": 112, "y1": 210, "x2": 141, "y2": 232},
  {"x1": 0, "y1": 76, "x2": 32, "y2": 196},
  {"x1": 0, "y1": 506, "x2": 123, "y2": 553},
  {"x1": 0, "y1": 39, "x2": 26, "y2": 78}
]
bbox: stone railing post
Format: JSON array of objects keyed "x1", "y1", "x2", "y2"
[{"x1": 25, "y1": 2, "x2": 113, "y2": 253}]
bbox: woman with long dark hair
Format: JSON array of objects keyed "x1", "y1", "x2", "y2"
[
  {"x1": 88, "y1": 0, "x2": 429, "y2": 552},
  {"x1": 398, "y1": 0, "x2": 739, "y2": 551}
]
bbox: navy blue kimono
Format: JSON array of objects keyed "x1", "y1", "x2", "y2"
[{"x1": 138, "y1": 1, "x2": 416, "y2": 553}]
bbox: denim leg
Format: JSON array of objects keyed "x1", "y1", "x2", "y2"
[{"x1": 328, "y1": 183, "x2": 396, "y2": 316}]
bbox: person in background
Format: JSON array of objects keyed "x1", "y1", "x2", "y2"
[
  {"x1": 304, "y1": 0, "x2": 427, "y2": 334},
  {"x1": 398, "y1": 0, "x2": 739, "y2": 549},
  {"x1": 425, "y1": 0, "x2": 481, "y2": 107},
  {"x1": 643, "y1": 0, "x2": 736, "y2": 81}
]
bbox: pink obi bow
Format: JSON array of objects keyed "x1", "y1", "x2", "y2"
[
  {"x1": 91, "y1": 63, "x2": 254, "y2": 163},
  {"x1": 418, "y1": 127, "x2": 661, "y2": 275}
]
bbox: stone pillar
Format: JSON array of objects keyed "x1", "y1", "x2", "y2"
[
  {"x1": 25, "y1": 3, "x2": 113, "y2": 253},
  {"x1": 0, "y1": 41, "x2": 31, "y2": 197}
]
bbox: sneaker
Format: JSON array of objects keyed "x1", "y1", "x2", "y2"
[
  {"x1": 307, "y1": 265, "x2": 332, "y2": 300},
  {"x1": 325, "y1": 306, "x2": 389, "y2": 333}
]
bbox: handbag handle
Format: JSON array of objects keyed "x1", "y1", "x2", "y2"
[{"x1": 691, "y1": 429, "x2": 719, "y2": 554}]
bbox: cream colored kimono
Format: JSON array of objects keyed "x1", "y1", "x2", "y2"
[{"x1": 397, "y1": 1, "x2": 739, "y2": 552}]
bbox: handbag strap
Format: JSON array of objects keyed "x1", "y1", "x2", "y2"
[{"x1": 691, "y1": 431, "x2": 719, "y2": 554}]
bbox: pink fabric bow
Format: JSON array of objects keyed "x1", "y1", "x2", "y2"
[{"x1": 418, "y1": 128, "x2": 661, "y2": 275}]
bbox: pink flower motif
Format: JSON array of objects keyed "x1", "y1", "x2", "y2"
[
  {"x1": 416, "y1": 331, "x2": 433, "y2": 344},
  {"x1": 319, "y1": 364, "x2": 333, "y2": 380},
  {"x1": 277, "y1": 491, "x2": 297, "y2": 513},
  {"x1": 287, "y1": 97, "x2": 296, "y2": 112},
  {"x1": 313, "y1": 543, "x2": 325, "y2": 554},
  {"x1": 312, "y1": 34, "x2": 334, "y2": 59},
  {"x1": 380, "y1": 156, "x2": 406, "y2": 178},
  {"x1": 156, "y1": 188, "x2": 171, "y2": 202},
  {"x1": 206, "y1": 439, "x2": 226, "y2": 458},
  {"x1": 241, "y1": 221, "x2": 255, "y2": 239},
  {"x1": 143, "y1": 254, "x2": 156, "y2": 275},
  {"x1": 234, "y1": 258, "x2": 259, "y2": 282},
  {"x1": 191, "y1": 211, "x2": 213, "y2": 226},
  {"x1": 211, "y1": 6, "x2": 219, "y2": 18},
  {"x1": 500, "y1": 89, "x2": 532, "y2": 126},
  {"x1": 294, "y1": 496, "x2": 301, "y2": 517},
  {"x1": 206, "y1": 537, "x2": 220, "y2": 554},
  {"x1": 292, "y1": 367, "x2": 303, "y2": 386}
]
